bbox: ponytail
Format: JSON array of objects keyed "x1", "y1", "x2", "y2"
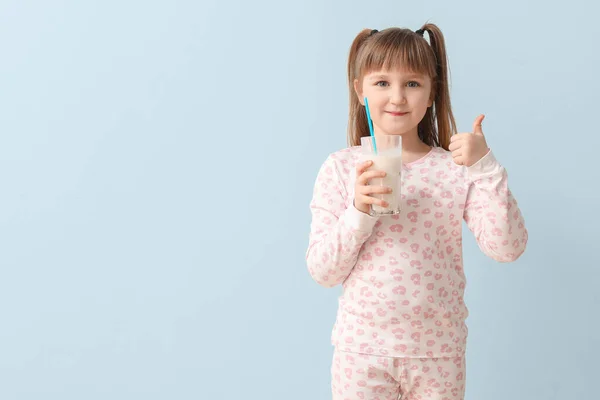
[
  {"x1": 416, "y1": 24, "x2": 456, "y2": 150},
  {"x1": 347, "y1": 29, "x2": 373, "y2": 147}
]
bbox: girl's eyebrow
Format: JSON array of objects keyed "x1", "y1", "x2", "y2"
[{"x1": 368, "y1": 73, "x2": 426, "y2": 81}]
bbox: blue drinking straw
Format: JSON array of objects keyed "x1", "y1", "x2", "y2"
[{"x1": 364, "y1": 97, "x2": 377, "y2": 154}]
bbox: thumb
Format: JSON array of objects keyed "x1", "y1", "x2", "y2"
[{"x1": 473, "y1": 114, "x2": 485, "y2": 135}]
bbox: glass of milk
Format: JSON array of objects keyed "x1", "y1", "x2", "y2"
[{"x1": 360, "y1": 135, "x2": 402, "y2": 216}]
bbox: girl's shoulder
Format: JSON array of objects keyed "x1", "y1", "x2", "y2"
[
  {"x1": 329, "y1": 145, "x2": 361, "y2": 159},
  {"x1": 428, "y1": 146, "x2": 452, "y2": 159},
  {"x1": 322, "y1": 146, "x2": 362, "y2": 177}
]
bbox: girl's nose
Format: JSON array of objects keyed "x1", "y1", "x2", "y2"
[{"x1": 390, "y1": 88, "x2": 406, "y2": 105}]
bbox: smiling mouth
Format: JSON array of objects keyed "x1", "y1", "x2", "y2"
[{"x1": 386, "y1": 111, "x2": 409, "y2": 116}]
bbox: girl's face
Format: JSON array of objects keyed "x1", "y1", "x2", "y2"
[{"x1": 355, "y1": 68, "x2": 433, "y2": 138}]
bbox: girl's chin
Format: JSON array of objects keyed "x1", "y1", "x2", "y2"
[
  {"x1": 374, "y1": 123, "x2": 419, "y2": 137},
  {"x1": 378, "y1": 130, "x2": 416, "y2": 136}
]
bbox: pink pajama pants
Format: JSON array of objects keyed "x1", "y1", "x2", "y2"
[{"x1": 331, "y1": 349, "x2": 466, "y2": 400}]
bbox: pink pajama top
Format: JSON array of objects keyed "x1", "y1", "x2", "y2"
[{"x1": 306, "y1": 146, "x2": 528, "y2": 358}]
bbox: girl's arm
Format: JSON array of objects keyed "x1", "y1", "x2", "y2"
[
  {"x1": 306, "y1": 155, "x2": 378, "y2": 287},
  {"x1": 463, "y1": 150, "x2": 528, "y2": 262}
]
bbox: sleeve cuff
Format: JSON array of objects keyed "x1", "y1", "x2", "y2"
[
  {"x1": 341, "y1": 201, "x2": 379, "y2": 233},
  {"x1": 466, "y1": 149, "x2": 503, "y2": 180}
]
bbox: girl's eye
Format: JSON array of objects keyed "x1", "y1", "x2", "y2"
[
  {"x1": 407, "y1": 81, "x2": 420, "y2": 88},
  {"x1": 375, "y1": 81, "x2": 389, "y2": 87}
]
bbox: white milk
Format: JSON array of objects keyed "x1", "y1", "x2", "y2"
[{"x1": 364, "y1": 150, "x2": 402, "y2": 215}]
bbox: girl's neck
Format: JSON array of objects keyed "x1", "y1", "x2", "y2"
[{"x1": 374, "y1": 132, "x2": 431, "y2": 162}]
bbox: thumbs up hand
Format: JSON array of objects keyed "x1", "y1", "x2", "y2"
[{"x1": 449, "y1": 114, "x2": 490, "y2": 167}]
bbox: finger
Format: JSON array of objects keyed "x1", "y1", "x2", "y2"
[
  {"x1": 453, "y1": 154, "x2": 464, "y2": 166},
  {"x1": 360, "y1": 185, "x2": 393, "y2": 195},
  {"x1": 450, "y1": 133, "x2": 468, "y2": 142},
  {"x1": 358, "y1": 194, "x2": 388, "y2": 207},
  {"x1": 451, "y1": 149, "x2": 462, "y2": 158},
  {"x1": 356, "y1": 160, "x2": 373, "y2": 177},
  {"x1": 473, "y1": 114, "x2": 485, "y2": 135},
  {"x1": 358, "y1": 170, "x2": 387, "y2": 185},
  {"x1": 448, "y1": 141, "x2": 461, "y2": 152}
]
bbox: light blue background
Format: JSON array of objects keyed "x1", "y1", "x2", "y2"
[{"x1": 1, "y1": 0, "x2": 598, "y2": 399}]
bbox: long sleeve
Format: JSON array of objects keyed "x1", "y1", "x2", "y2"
[
  {"x1": 463, "y1": 150, "x2": 528, "y2": 262},
  {"x1": 306, "y1": 155, "x2": 378, "y2": 288}
]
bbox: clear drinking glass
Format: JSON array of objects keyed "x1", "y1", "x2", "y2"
[{"x1": 360, "y1": 135, "x2": 402, "y2": 216}]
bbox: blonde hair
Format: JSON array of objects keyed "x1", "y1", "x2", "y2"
[{"x1": 347, "y1": 24, "x2": 457, "y2": 150}]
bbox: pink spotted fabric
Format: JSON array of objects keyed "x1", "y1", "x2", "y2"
[
  {"x1": 306, "y1": 146, "x2": 527, "y2": 359},
  {"x1": 331, "y1": 348, "x2": 466, "y2": 400}
]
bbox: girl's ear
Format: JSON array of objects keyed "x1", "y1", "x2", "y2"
[{"x1": 354, "y1": 79, "x2": 364, "y2": 105}]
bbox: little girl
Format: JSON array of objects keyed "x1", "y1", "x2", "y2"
[{"x1": 306, "y1": 24, "x2": 528, "y2": 400}]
